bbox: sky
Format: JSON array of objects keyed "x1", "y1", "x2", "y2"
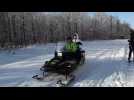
[{"x1": 91, "y1": 12, "x2": 134, "y2": 28}]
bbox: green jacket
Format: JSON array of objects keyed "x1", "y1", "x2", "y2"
[{"x1": 64, "y1": 42, "x2": 78, "y2": 52}]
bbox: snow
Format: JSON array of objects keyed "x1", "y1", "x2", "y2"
[{"x1": 0, "y1": 39, "x2": 134, "y2": 87}]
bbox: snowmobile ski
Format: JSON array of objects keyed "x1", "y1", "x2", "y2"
[
  {"x1": 56, "y1": 75, "x2": 75, "y2": 87},
  {"x1": 32, "y1": 71, "x2": 52, "y2": 81},
  {"x1": 32, "y1": 72, "x2": 75, "y2": 87},
  {"x1": 32, "y1": 75, "x2": 44, "y2": 81}
]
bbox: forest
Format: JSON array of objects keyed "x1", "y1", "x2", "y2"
[{"x1": 0, "y1": 12, "x2": 130, "y2": 49}]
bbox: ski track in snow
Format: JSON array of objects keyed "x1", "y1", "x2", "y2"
[{"x1": 0, "y1": 40, "x2": 134, "y2": 87}]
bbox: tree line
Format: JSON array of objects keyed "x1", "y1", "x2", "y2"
[{"x1": 0, "y1": 12, "x2": 131, "y2": 49}]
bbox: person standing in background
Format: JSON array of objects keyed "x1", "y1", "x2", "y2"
[{"x1": 128, "y1": 29, "x2": 134, "y2": 63}]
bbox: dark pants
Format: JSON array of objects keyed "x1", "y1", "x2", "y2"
[
  {"x1": 128, "y1": 46, "x2": 134, "y2": 61},
  {"x1": 76, "y1": 49, "x2": 82, "y2": 62}
]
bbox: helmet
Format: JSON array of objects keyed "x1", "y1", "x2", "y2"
[{"x1": 66, "y1": 36, "x2": 72, "y2": 41}]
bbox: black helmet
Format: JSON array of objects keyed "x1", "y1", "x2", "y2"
[{"x1": 66, "y1": 36, "x2": 72, "y2": 41}]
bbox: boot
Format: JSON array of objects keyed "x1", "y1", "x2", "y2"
[{"x1": 128, "y1": 58, "x2": 131, "y2": 63}]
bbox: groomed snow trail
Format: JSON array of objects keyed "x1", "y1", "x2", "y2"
[
  {"x1": 0, "y1": 40, "x2": 134, "y2": 87},
  {"x1": 71, "y1": 40, "x2": 129, "y2": 87}
]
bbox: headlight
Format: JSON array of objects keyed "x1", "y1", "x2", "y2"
[{"x1": 57, "y1": 52, "x2": 62, "y2": 57}]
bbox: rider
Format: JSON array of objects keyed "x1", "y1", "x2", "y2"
[
  {"x1": 72, "y1": 33, "x2": 82, "y2": 47},
  {"x1": 72, "y1": 33, "x2": 84, "y2": 62},
  {"x1": 128, "y1": 29, "x2": 134, "y2": 62},
  {"x1": 63, "y1": 36, "x2": 78, "y2": 53},
  {"x1": 62, "y1": 36, "x2": 78, "y2": 61}
]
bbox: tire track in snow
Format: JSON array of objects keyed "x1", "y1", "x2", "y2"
[
  {"x1": 72, "y1": 41, "x2": 127, "y2": 87},
  {"x1": 72, "y1": 49, "x2": 117, "y2": 87},
  {"x1": 97, "y1": 42, "x2": 128, "y2": 87},
  {"x1": 98, "y1": 43, "x2": 127, "y2": 87}
]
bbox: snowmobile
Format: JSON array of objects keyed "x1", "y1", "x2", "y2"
[{"x1": 32, "y1": 42, "x2": 85, "y2": 87}]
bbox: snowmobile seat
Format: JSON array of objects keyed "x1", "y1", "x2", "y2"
[{"x1": 58, "y1": 60, "x2": 77, "y2": 66}]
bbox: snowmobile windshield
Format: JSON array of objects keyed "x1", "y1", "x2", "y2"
[
  {"x1": 56, "y1": 42, "x2": 65, "y2": 52},
  {"x1": 55, "y1": 42, "x2": 65, "y2": 57}
]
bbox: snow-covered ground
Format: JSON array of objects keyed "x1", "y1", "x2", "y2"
[{"x1": 0, "y1": 39, "x2": 134, "y2": 87}]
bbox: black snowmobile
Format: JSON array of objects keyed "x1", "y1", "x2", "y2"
[{"x1": 32, "y1": 42, "x2": 85, "y2": 86}]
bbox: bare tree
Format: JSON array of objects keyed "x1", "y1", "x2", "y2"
[{"x1": 0, "y1": 12, "x2": 131, "y2": 50}]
